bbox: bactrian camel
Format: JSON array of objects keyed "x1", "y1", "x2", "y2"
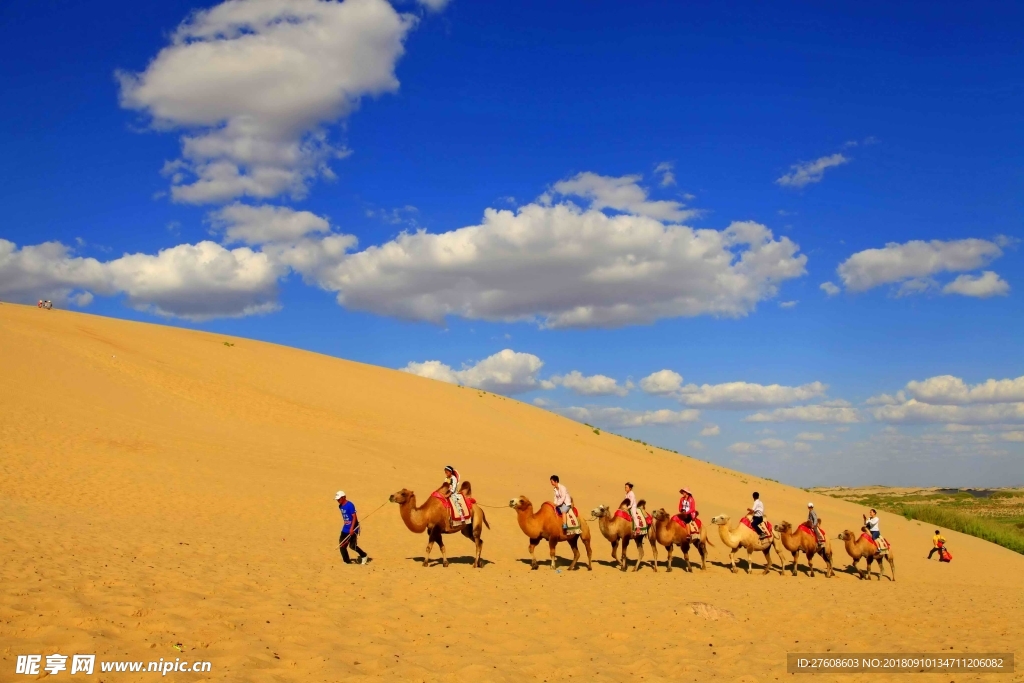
[
  {"x1": 650, "y1": 509, "x2": 713, "y2": 572},
  {"x1": 509, "y1": 495, "x2": 593, "y2": 570},
  {"x1": 389, "y1": 482, "x2": 489, "y2": 568},
  {"x1": 709, "y1": 514, "x2": 784, "y2": 575},
  {"x1": 837, "y1": 530, "x2": 896, "y2": 581},
  {"x1": 777, "y1": 521, "x2": 834, "y2": 578},
  {"x1": 590, "y1": 500, "x2": 656, "y2": 572}
]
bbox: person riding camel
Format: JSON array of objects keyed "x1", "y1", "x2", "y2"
[
  {"x1": 624, "y1": 482, "x2": 647, "y2": 536},
  {"x1": 442, "y1": 465, "x2": 470, "y2": 525},
  {"x1": 747, "y1": 491, "x2": 768, "y2": 540},
  {"x1": 806, "y1": 502, "x2": 825, "y2": 548},
  {"x1": 863, "y1": 508, "x2": 886, "y2": 551},
  {"x1": 677, "y1": 487, "x2": 699, "y2": 538},
  {"x1": 550, "y1": 475, "x2": 580, "y2": 534}
]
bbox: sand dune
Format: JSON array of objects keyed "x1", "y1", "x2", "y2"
[{"x1": 1, "y1": 303, "x2": 1021, "y2": 682}]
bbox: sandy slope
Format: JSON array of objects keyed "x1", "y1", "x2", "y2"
[{"x1": 1, "y1": 303, "x2": 1021, "y2": 682}]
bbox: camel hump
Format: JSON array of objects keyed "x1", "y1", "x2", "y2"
[
  {"x1": 637, "y1": 498, "x2": 647, "y2": 508},
  {"x1": 459, "y1": 480, "x2": 472, "y2": 497}
]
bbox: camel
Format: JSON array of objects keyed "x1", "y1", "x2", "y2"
[
  {"x1": 777, "y1": 521, "x2": 834, "y2": 578},
  {"x1": 509, "y1": 495, "x2": 593, "y2": 571},
  {"x1": 650, "y1": 509, "x2": 712, "y2": 572},
  {"x1": 590, "y1": 500, "x2": 656, "y2": 572},
  {"x1": 709, "y1": 514, "x2": 784, "y2": 575},
  {"x1": 837, "y1": 530, "x2": 896, "y2": 581},
  {"x1": 389, "y1": 482, "x2": 489, "y2": 568}
]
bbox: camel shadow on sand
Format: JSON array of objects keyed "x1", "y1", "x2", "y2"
[{"x1": 407, "y1": 556, "x2": 494, "y2": 567}]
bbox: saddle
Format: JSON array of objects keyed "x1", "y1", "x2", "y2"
[
  {"x1": 615, "y1": 508, "x2": 653, "y2": 537},
  {"x1": 798, "y1": 523, "x2": 827, "y2": 548},
  {"x1": 860, "y1": 532, "x2": 890, "y2": 555},
  {"x1": 430, "y1": 490, "x2": 475, "y2": 527},
  {"x1": 558, "y1": 505, "x2": 582, "y2": 536},
  {"x1": 740, "y1": 516, "x2": 774, "y2": 541},
  {"x1": 671, "y1": 515, "x2": 702, "y2": 540}
]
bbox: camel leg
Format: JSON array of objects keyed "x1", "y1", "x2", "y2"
[
  {"x1": 665, "y1": 544, "x2": 675, "y2": 572},
  {"x1": 618, "y1": 538, "x2": 628, "y2": 571},
  {"x1": 888, "y1": 556, "x2": 896, "y2": 582},
  {"x1": 567, "y1": 536, "x2": 582, "y2": 571},
  {"x1": 681, "y1": 544, "x2": 692, "y2": 573},
  {"x1": 633, "y1": 538, "x2": 644, "y2": 572},
  {"x1": 583, "y1": 536, "x2": 594, "y2": 570},
  {"x1": 437, "y1": 533, "x2": 449, "y2": 568},
  {"x1": 549, "y1": 539, "x2": 560, "y2": 570},
  {"x1": 761, "y1": 549, "x2": 772, "y2": 575},
  {"x1": 698, "y1": 541, "x2": 708, "y2": 571},
  {"x1": 468, "y1": 524, "x2": 483, "y2": 569},
  {"x1": 650, "y1": 537, "x2": 658, "y2": 572},
  {"x1": 745, "y1": 548, "x2": 753, "y2": 574},
  {"x1": 790, "y1": 552, "x2": 798, "y2": 577},
  {"x1": 528, "y1": 538, "x2": 541, "y2": 570},
  {"x1": 424, "y1": 530, "x2": 436, "y2": 567},
  {"x1": 728, "y1": 547, "x2": 739, "y2": 573},
  {"x1": 610, "y1": 539, "x2": 620, "y2": 566}
]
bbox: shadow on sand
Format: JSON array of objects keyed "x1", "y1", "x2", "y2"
[{"x1": 407, "y1": 556, "x2": 493, "y2": 567}]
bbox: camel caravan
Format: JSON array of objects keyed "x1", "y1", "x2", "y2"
[{"x1": 383, "y1": 469, "x2": 895, "y2": 580}]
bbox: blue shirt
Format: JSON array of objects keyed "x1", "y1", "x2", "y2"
[{"x1": 339, "y1": 501, "x2": 357, "y2": 533}]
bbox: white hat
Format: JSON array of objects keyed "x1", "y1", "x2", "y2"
[
  {"x1": 807, "y1": 502, "x2": 814, "y2": 507},
  {"x1": 335, "y1": 490, "x2": 346, "y2": 500}
]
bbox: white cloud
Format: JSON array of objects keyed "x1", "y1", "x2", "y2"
[
  {"x1": 942, "y1": 271, "x2": 1010, "y2": 298},
  {"x1": 639, "y1": 369, "x2": 684, "y2": 395},
  {"x1": 1002, "y1": 431, "x2": 1024, "y2": 442},
  {"x1": 793, "y1": 442, "x2": 812, "y2": 452},
  {"x1": 796, "y1": 431, "x2": 825, "y2": 441},
  {"x1": 728, "y1": 442, "x2": 758, "y2": 454},
  {"x1": 943, "y1": 424, "x2": 977, "y2": 432},
  {"x1": 654, "y1": 162, "x2": 676, "y2": 187},
  {"x1": 565, "y1": 405, "x2": 700, "y2": 429},
  {"x1": 550, "y1": 172, "x2": 697, "y2": 222},
  {"x1": 0, "y1": 238, "x2": 281, "y2": 320},
  {"x1": 687, "y1": 439, "x2": 704, "y2": 451},
  {"x1": 775, "y1": 153, "x2": 848, "y2": 188},
  {"x1": 836, "y1": 238, "x2": 1006, "y2": 293},
  {"x1": 416, "y1": 0, "x2": 450, "y2": 10},
  {"x1": 820, "y1": 281, "x2": 841, "y2": 296},
  {"x1": 779, "y1": 300, "x2": 798, "y2": 309},
  {"x1": 871, "y1": 400, "x2": 1024, "y2": 425},
  {"x1": 674, "y1": 380, "x2": 827, "y2": 409},
  {"x1": 401, "y1": 348, "x2": 550, "y2": 395},
  {"x1": 759, "y1": 438, "x2": 786, "y2": 450},
  {"x1": 700, "y1": 424, "x2": 720, "y2": 437},
  {"x1": 295, "y1": 189, "x2": 807, "y2": 328},
  {"x1": 211, "y1": 203, "x2": 331, "y2": 245},
  {"x1": 549, "y1": 370, "x2": 629, "y2": 397},
  {"x1": 745, "y1": 404, "x2": 862, "y2": 423},
  {"x1": 118, "y1": 0, "x2": 417, "y2": 203},
  {"x1": 904, "y1": 374, "x2": 1024, "y2": 405}
]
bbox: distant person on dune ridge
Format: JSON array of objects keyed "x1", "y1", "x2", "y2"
[
  {"x1": 335, "y1": 490, "x2": 368, "y2": 565},
  {"x1": 928, "y1": 530, "x2": 947, "y2": 560}
]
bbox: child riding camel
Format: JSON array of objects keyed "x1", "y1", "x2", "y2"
[
  {"x1": 442, "y1": 465, "x2": 470, "y2": 525},
  {"x1": 624, "y1": 482, "x2": 648, "y2": 536}
]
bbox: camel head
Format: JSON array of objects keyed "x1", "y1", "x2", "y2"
[
  {"x1": 389, "y1": 489, "x2": 414, "y2": 505},
  {"x1": 508, "y1": 495, "x2": 532, "y2": 512},
  {"x1": 837, "y1": 530, "x2": 855, "y2": 542},
  {"x1": 777, "y1": 521, "x2": 793, "y2": 533},
  {"x1": 591, "y1": 504, "x2": 610, "y2": 519},
  {"x1": 651, "y1": 508, "x2": 670, "y2": 521},
  {"x1": 710, "y1": 514, "x2": 730, "y2": 526}
]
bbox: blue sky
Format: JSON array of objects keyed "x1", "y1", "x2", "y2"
[{"x1": 2, "y1": 0, "x2": 1022, "y2": 487}]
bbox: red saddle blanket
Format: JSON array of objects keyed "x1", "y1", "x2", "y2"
[
  {"x1": 740, "y1": 517, "x2": 773, "y2": 536},
  {"x1": 798, "y1": 523, "x2": 825, "y2": 538},
  {"x1": 671, "y1": 515, "x2": 702, "y2": 531},
  {"x1": 860, "y1": 533, "x2": 891, "y2": 550},
  {"x1": 430, "y1": 491, "x2": 474, "y2": 519},
  {"x1": 614, "y1": 509, "x2": 653, "y2": 526}
]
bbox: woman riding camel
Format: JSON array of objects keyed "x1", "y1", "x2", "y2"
[
  {"x1": 624, "y1": 482, "x2": 643, "y2": 532},
  {"x1": 551, "y1": 475, "x2": 574, "y2": 531},
  {"x1": 677, "y1": 487, "x2": 697, "y2": 524},
  {"x1": 442, "y1": 465, "x2": 469, "y2": 523}
]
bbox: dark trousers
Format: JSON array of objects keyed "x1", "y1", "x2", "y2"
[
  {"x1": 339, "y1": 528, "x2": 367, "y2": 563},
  {"x1": 928, "y1": 547, "x2": 941, "y2": 559},
  {"x1": 752, "y1": 515, "x2": 765, "y2": 536}
]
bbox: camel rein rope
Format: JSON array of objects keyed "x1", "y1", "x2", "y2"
[{"x1": 336, "y1": 498, "x2": 391, "y2": 548}]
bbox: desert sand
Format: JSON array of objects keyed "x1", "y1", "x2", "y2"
[{"x1": 1, "y1": 303, "x2": 1021, "y2": 682}]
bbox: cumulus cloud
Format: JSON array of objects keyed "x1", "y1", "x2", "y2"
[
  {"x1": 700, "y1": 424, "x2": 721, "y2": 437},
  {"x1": 796, "y1": 431, "x2": 825, "y2": 441},
  {"x1": 687, "y1": 439, "x2": 704, "y2": 451},
  {"x1": 0, "y1": 238, "x2": 281, "y2": 319},
  {"x1": 638, "y1": 370, "x2": 827, "y2": 409},
  {"x1": 836, "y1": 238, "x2": 1007, "y2": 293},
  {"x1": 745, "y1": 403, "x2": 862, "y2": 424},
  {"x1": 294, "y1": 185, "x2": 807, "y2": 328},
  {"x1": 401, "y1": 348, "x2": 551, "y2": 395},
  {"x1": 211, "y1": 203, "x2": 331, "y2": 245},
  {"x1": 820, "y1": 281, "x2": 840, "y2": 296},
  {"x1": 903, "y1": 374, "x2": 1024, "y2": 405},
  {"x1": 639, "y1": 369, "x2": 684, "y2": 395},
  {"x1": 654, "y1": 162, "x2": 676, "y2": 187},
  {"x1": 871, "y1": 400, "x2": 1024, "y2": 425},
  {"x1": 942, "y1": 271, "x2": 1010, "y2": 298},
  {"x1": 728, "y1": 442, "x2": 758, "y2": 454},
  {"x1": 565, "y1": 405, "x2": 700, "y2": 429},
  {"x1": 776, "y1": 153, "x2": 848, "y2": 188},
  {"x1": 550, "y1": 172, "x2": 697, "y2": 222},
  {"x1": 118, "y1": 0, "x2": 417, "y2": 203},
  {"x1": 549, "y1": 370, "x2": 630, "y2": 397}
]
